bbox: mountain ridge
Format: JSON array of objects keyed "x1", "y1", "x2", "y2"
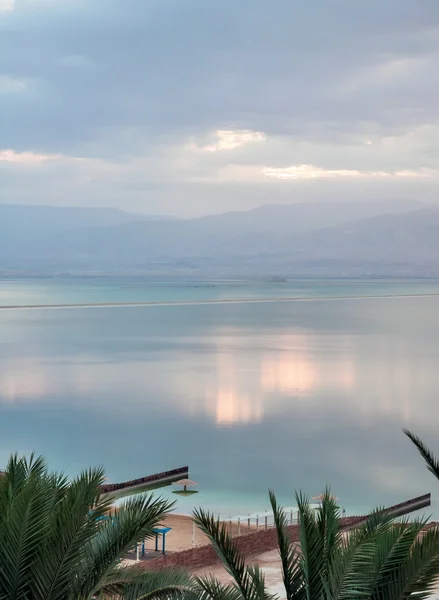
[{"x1": 0, "y1": 200, "x2": 437, "y2": 277}]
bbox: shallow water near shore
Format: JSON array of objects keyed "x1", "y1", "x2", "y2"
[{"x1": 1, "y1": 278, "x2": 439, "y2": 518}]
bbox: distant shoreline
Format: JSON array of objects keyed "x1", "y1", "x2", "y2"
[{"x1": 1, "y1": 292, "x2": 439, "y2": 311}]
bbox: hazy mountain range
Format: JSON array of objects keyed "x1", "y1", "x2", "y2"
[{"x1": 1, "y1": 200, "x2": 438, "y2": 277}]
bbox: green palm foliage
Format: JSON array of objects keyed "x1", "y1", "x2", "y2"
[
  {"x1": 404, "y1": 429, "x2": 439, "y2": 483},
  {"x1": 194, "y1": 490, "x2": 439, "y2": 600},
  {"x1": 0, "y1": 454, "x2": 193, "y2": 600}
]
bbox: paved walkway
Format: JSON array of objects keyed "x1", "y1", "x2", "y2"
[{"x1": 193, "y1": 547, "x2": 294, "y2": 599}]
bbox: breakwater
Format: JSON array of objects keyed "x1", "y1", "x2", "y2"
[{"x1": 99, "y1": 466, "x2": 189, "y2": 498}]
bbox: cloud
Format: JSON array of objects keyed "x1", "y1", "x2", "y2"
[
  {"x1": 0, "y1": 75, "x2": 26, "y2": 93},
  {"x1": 199, "y1": 130, "x2": 266, "y2": 152},
  {"x1": 0, "y1": 149, "x2": 84, "y2": 165},
  {"x1": 263, "y1": 165, "x2": 438, "y2": 181},
  {"x1": 0, "y1": 0, "x2": 14, "y2": 12},
  {"x1": 0, "y1": 0, "x2": 439, "y2": 214}
]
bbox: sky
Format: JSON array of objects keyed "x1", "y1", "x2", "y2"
[{"x1": 1, "y1": 0, "x2": 439, "y2": 217}]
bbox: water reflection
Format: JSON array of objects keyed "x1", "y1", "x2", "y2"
[
  {"x1": 259, "y1": 333, "x2": 355, "y2": 396},
  {"x1": 0, "y1": 328, "x2": 431, "y2": 427},
  {"x1": 203, "y1": 340, "x2": 264, "y2": 425},
  {"x1": 213, "y1": 388, "x2": 263, "y2": 425},
  {"x1": 0, "y1": 356, "x2": 117, "y2": 403},
  {"x1": 2, "y1": 297, "x2": 439, "y2": 517},
  {"x1": 0, "y1": 358, "x2": 54, "y2": 403}
]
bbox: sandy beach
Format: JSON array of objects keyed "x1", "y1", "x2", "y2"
[
  {"x1": 141, "y1": 513, "x2": 255, "y2": 552},
  {"x1": 152, "y1": 514, "x2": 209, "y2": 552},
  {"x1": 121, "y1": 512, "x2": 257, "y2": 565}
]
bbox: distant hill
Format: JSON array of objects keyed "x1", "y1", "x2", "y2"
[
  {"x1": 291, "y1": 206, "x2": 439, "y2": 263},
  {"x1": 260, "y1": 206, "x2": 439, "y2": 276},
  {"x1": 1, "y1": 200, "x2": 437, "y2": 277},
  {"x1": 197, "y1": 198, "x2": 423, "y2": 236},
  {"x1": 0, "y1": 204, "x2": 174, "y2": 241},
  {"x1": 0, "y1": 204, "x2": 176, "y2": 258}
]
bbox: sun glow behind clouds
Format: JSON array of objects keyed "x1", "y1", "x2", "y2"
[
  {"x1": 201, "y1": 129, "x2": 266, "y2": 152},
  {"x1": 263, "y1": 164, "x2": 437, "y2": 180},
  {"x1": 0, "y1": 149, "x2": 85, "y2": 165},
  {"x1": 0, "y1": 150, "x2": 62, "y2": 164}
]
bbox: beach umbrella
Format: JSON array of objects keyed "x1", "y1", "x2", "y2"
[
  {"x1": 311, "y1": 495, "x2": 341, "y2": 512},
  {"x1": 311, "y1": 494, "x2": 339, "y2": 501},
  {"x1": 172, "y1": 478, "x2": 199, "y2": 496}
]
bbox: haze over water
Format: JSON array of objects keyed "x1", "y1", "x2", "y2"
[{"x1": 1, "y1": 279, "x2": 439, "y2": 518}]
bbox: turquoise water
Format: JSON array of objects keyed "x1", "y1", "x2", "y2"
[
  {"x1": 1, "y1": 278, "x2": 439, "y2": 518},
  {"x1": 2, "y1": 278, "x2": 439, "y2": 306}
]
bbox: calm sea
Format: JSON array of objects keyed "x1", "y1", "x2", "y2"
[{"x1": 1, "y1": 278, "x2": 439, "y2": 518}]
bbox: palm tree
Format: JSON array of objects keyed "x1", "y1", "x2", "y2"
[
  {"x1": 194, "y1": 490, "x2": 439, "y2": 600},
  {"x1": 0, "y1": 453, "x2": 193, "y2": 600}
]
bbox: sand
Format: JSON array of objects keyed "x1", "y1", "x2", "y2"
[
  {"x1": 153, "y1": 514, "x2": 209, "y2": 552},
  {"x1": 193, "y1": 548, "x2": 287, "y2": 598},
  {"x1": 122, "y1": 512, "x2": 255, "y2": 557},
  {"x1": 153, "y1": 513, "x2": 255, "y2": 551}
]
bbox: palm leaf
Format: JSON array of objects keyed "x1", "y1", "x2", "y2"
[
  {"x1": 400, "y1": 525, "x2": 439, "y2": 600},
  {"x1": 0, "y1": 454, "x2": 54, "y2": 600},
  {"x1": 193, "y1": 508, "x2": 264, "y2": 600},
  {"x1": 80, "y1": 493, "x2": 174, "y2": 598},
  {"x1": 295, "y1": 490, "x2": 327, "y2": 600},
  {"x1": 101, "y1": 566, "x2": 195, "y2": 600},
  {"x1": 32, "y1": 466, "x2": 109, "y2": 600},
  {"x1": 403, "y1": 429, "x2": 439, "y2": 482},
  {"x1": 0, "y1": 453, "x2": 185, "y2": 600},
  {"x1": 269, "y1": 490, "x2": 303, "y2": 600},
  {"x1": 195, "y1": 574, "x2": 243, "y2": 600}
]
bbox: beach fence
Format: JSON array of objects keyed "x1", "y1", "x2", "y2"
[
  {"x1": 222, "y1": 506, "x2": 300, "y2": 535},
  {"x1": 189, "y1": 503, "x2": 347, "y2": 547},
  {"x1": 220, "y1": 504, "x2": 347, "y2": 536}
]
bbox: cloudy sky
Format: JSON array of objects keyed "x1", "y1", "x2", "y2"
[{"x1": 1, "y1": 0, "x2": 439, "y2": 217}]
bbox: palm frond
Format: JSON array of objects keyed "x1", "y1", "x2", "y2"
[
  {"x1": 195, "y1": 574, "x2": 243, "y2": 600},
  {"x1": 316, "y1": 488, "x2": 344, "y2": 587},
  {"x1": 323, "y1": 534, "x2": 377, "y2": 600},
  {"x1": 0, "y1": 453, "x2": 183, "y2": 600},
  {"x1": 404, "y1": 429, "x2": 439, "y2": 482},
  {"x1": 101, "y1": 566, "x2": 196, "y2": 600},
  {"x1": 193, "y1": 508, "x2": 264, "y2": 600},
  {"x1": 0, "y1": 454, "x2": 54, "y2": 600},
  {"x1": 81, "y1": 493, "x2": 174, "y2": 598},
  {"x1": 295, "y1": 490, "x2": 327, "y2": 600},
  {"x1": 379, "y1": 524, "x2": 439, "y2": 600},
  {"x1": 269, "y1": 490, "x2": 303, "y2": 600},
  {"x1": 32, "y1": 466, "x2": 110, "y2": 600},
  {"x1": 246, "y1": 565, "x2": 273, "y2": 600},
  {"x1": 369, "y1": 520, "x2": 422, "y2": 600}
]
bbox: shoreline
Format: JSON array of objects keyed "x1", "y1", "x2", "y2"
[{"x1": 1, "y1": 291, "x2": 439, "y2": 311}]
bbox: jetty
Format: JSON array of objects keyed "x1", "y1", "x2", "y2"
[
  {"x1": 0, "y1": 466, "x2": 189, "y2": 500},
  {"x1": 345, "y1": 492, "x2": 432, "y2": 529},
  {"x1": 99, "y1": 466, "x2": 189, "y2": 499}
]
